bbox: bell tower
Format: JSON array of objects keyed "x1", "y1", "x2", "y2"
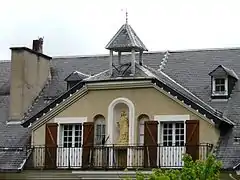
[{"x1": 105, "y1": 12, "x2": 148, "y2": 76}]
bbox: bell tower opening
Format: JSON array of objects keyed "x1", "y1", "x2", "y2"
[{"x1": 105, "y1": 13, "x2": 148, "y2": 77}]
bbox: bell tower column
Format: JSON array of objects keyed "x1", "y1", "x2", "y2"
[
  {"x1": 109, "y1": 50, "x2": 113, "y2": 76},
  {"x1": 131, "y1": 49, "x2": 136, "y2": 75}
]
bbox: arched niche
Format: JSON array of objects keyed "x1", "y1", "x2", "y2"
[{"x1": 107, "y1": 97, "x2": 135, "y2": 145}]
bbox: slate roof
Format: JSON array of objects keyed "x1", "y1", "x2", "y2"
[
  {"x1": 2, "y1": 48, "x2": 240, "y2": 170},
  {"x1": 0, "y1": 61, "x2": 30, "y2": 172},
  {"x1": 105, "y1": 23, "x2": 148, "y2": 52}
]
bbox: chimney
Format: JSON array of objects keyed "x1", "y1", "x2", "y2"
[
  {"x1": 9, "y1": 39, "x2": 51, "y2": 122},
  {"x1": 32, "y1": 37, "x2": 43, "y2": 53}
]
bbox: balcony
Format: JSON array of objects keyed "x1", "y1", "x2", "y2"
[{"x1": 24, "y1": 144, "x2": 213, "y2": 170}]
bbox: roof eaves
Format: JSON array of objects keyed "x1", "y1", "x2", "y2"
[
  {"x1": 221, "y1": 65, "x2": 239, "y2": 80},
  {"x1": 159, "y1": 71, "x2": 235, "y2": 125},
  {"x1": 10, "y1": 47, "x2": 52, "y2": 60},
  {"x1": 21, "y1": 81, "x2": 86, "y2": 127},
  {"x1": 143, "y1": 65, "x2": 235, "y2": 125},
  {"x1": 152, "y1": 77, "x2": 234, "y2": 125},
  {"x1": 20, "y1": 76, "x2": 154, "y2": 128}
]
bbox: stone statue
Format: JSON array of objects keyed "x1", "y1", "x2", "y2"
[{"x1": 116, "y1": 111, "x2": 129, "y2": 145}]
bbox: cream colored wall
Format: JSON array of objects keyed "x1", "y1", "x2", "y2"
[
  {"x1": 9, "y1": 49, "x2": 50, "y2": 120},
  {"x1": 33, "y1": 87, "x2": 220, "y2": 146}
]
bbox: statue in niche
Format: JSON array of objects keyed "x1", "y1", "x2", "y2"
[{"x1": 116, "y1": 111, "x2": 129, "y2": 145}]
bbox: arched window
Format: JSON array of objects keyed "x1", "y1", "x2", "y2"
[
  {"x1": 138, "y1": 114, "x2": 150, "y2": 145},
  {"x1": 94, "y1": 115, "x2": 106, "y2": 145}
]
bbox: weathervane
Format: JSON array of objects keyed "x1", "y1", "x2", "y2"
[
  {"x1": 121, "y1": 8, "x2": 128, "y2": 24},
  {"x1": 126, "y1": 9, "x2": 128, "y2": 24}
]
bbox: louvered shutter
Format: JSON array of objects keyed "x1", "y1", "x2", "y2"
[
  {"x1": 45, "y1": 123, "x2": 58, "y2": 169},
  {"x1": 144, "y1": 121, "x2": 158, "y2": 168},
  {"x1": 82, "y1": 122, "x2": 94, "y2": 168},
  {"x1": 186, "y1": 120, "x2": 199, "y2": 161}
]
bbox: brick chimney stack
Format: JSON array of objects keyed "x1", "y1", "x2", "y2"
[{"x1": 32, "y1": 37, "x2": 43, "y2": 53}]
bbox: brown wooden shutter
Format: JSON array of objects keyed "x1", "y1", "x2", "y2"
[
  {"x1": 45, "y1": 123, "x2": 58, "y2": 169},
  {"x1": 82, "y1": 122, "x2": 94, "y2": 169},
  {"x1": 186, "y1": 120, "x2": 199, "y2": 161},
  {"x1": 144, "y1": 121, "x2": 158, "y2": 168}
]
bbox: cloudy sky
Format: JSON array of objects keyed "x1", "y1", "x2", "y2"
[{"x1": 1, "y1": 0, "x2": 240, "y2": 60}]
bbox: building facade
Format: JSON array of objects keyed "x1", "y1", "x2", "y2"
[{"x1": 0, "y1": 21, "x2": 239, "y2": 172}]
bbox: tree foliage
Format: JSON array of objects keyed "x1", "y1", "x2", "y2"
[{"x1": 123, "y1": 154, "x2": 222, "y2": 180}]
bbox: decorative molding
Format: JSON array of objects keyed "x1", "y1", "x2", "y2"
[
  {"x1": 86, "y1": 80, "x2": 153, "y2": 90},
  {"x1": 54, "y1": 117, "x2": 87, "y2": 124},
  {"x1": 154, "y1": 115, "x2": 189, "y2": 122}
]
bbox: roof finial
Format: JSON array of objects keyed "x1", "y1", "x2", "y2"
[{"x1": 126, "y1": 9, "x2": 128, "y2": 24}]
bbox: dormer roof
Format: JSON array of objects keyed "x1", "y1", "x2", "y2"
[
  {"x1": 64, "y1": 71, "x2": 90, "y2": 82},
  {"x1": 209, "y1": 65, "x2": 239, "y2": 80},
  {"x1": 105, "y1": 23, "x2": 148, "y2": 52}
]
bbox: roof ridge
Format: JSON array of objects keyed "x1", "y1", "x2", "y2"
[
  {"x1": 52, "y1": 47, "x2": 240, "y2": 59},
  {"x1": 158, "y1": 51, "x2": 170, "y2": 71}
]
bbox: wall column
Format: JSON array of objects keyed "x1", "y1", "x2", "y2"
[{"x1": 118, "y1": 52, "x2": 121, "y2": 65}]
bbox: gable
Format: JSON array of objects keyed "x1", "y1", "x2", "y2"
[{"x1": 32, "y1": 87, "x2": 220, "y2": 146}]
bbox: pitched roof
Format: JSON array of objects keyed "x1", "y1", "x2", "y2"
[
  {"x1": 3, "y1": 47, "x2": 240, "y2": 170},
  {"x1": 105, "y1": 23, "x2": 148, "y2": 52},
  {"x1": 209, "y1": 65, "x2": 239, "y2": 80},
  {"x1": 21, "y1": 61, "x2": 234, "y2": 128}
]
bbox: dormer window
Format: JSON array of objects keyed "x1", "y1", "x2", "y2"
[
  {"x1": 64, "y1": 71, "x2": 90, "y2": 90},
  {"x1": 213, "y1": 77, "x2": 228, "y2": 96},
  {"x1": 209, "y1": 65, "x2": 238, "y2": 99}
]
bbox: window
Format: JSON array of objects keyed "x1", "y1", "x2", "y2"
[
  {"x1": 215, "y1": 78, "x2": 225, "y2": 92},
  {"x1": 234, "y1": 137, "x2": 240, "y2": 144},
  {"x1": 95, "y1": 124, "x2": 105, "y2": 145},
  {"x1": 212, "y1": 77, "x2": 227, "y2": 95},
  {"x1": 138, "y1": 115, "x2": 150, "y2": 145},
  {"x1": 138, "y1": 119, "x2": 145, "y2": 145},
  {"x1": 162, "y1": 122, "x2": 184, "y2": 146},
  {"x1": 94, "y1": 116, "x2": 106, "y2": 145},
  {"x1": 62, "y1": 124, "x2": 82, "y2": 148}
]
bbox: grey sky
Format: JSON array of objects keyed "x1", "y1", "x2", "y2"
[{"x1": 1, "y1": 0, "x2": 240, "y2": 60}]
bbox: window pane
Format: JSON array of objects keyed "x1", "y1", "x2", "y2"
[
  {"x1": 95, "y1": 120, "x2": 106, "y2": 145},
  {"x1": 175, "y1": 122, "x2": 184, "y2": 146}
]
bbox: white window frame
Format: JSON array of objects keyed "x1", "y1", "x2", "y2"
[
  {"x1": 154, "y1": 115, "x2": 189, "y2": 167},
  {"x1": 61, "y1": 124, "x2": 83, "y2": 148},
  {"x1": 161, "y1": 122, "x2": 185, "y2": 147},
  {"x1": 54, "y1": 117, "x2": 87, "y2": 147},
  {"x1": 154, "y1": 115, "x2": 188, "y2": 145},
  {"x1": 212, "y1": 77, "x2": 228, "y2": 96}
]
